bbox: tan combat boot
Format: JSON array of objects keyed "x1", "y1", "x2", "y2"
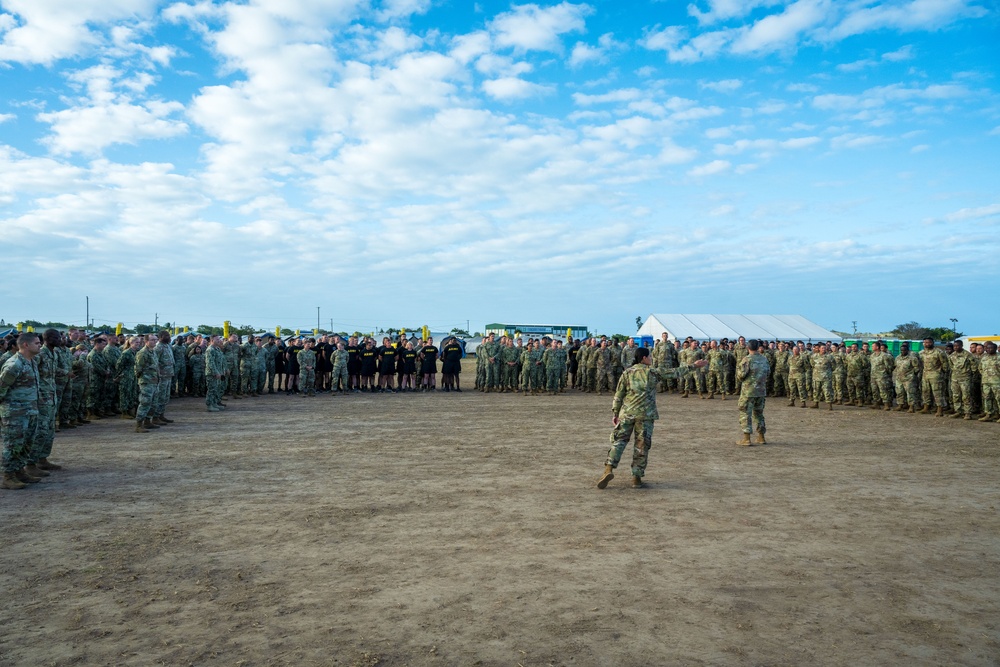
[
  {"x1": 883, "y1": 405, "x2": 892, "y2": 412},
  {"x1": 919, "y1": 405, "x2": 931, "y2": 414},
  {"x1": 755, "y1": 432, "x2": 766, "y2": 445},
  {"x1": 38, "y1": 458, "x2": 62, "y2": 471},
  {"x1": 707, "y1": 392, "x2": 714, "y2": 399},
  {"x1": 16, "y1": 469, "x2": 41, "y2": 484},
  {"x1": 1, "y1": 472, "x2": 26, "y2": 490},
  {"x1": 979, "y1": 414, "x2": 995, "y2": 422},
  {"x1": 143, "y1": 417, "x2": 160, "y2": 429},
  {"x1": 828, "y1": 402, "x2": 833, "y2": 411},
  {"x1": 721, "y1": 393, "x2": 726, "y2": 401},
  {"x1": 135, "y1": 419, "x2": 150, "y2": 433},
  {"x1": 895, "y1": 404, "x2": 906, "y2": 412},
  {"x1": 810, "y1": 402, "x2": 819, "y2": 409},
  {"x1": 158, "y1": 414, "x2": 175, "y2": 424},
  {"x1": 25, "y1": 463, "x2": 49, "y2": 478},
  {"x1": 682, "y1": 390, "x2": 689, "y2": 398},
  {"x1": 935, "y1": 407, "x2": 944, "y2": 417},
  {"x1": 907, "y1": 405, "x2": 916, "y2": 413},
  {"x1": 949, "y1": 411, "x2": 963, "y2": 419},
  {"x1": 800, "y1": 400, "x2": 808, "y2": 408},
  {"x1": 597, "y1": 465, "x2": 614, "y2": 489},
  {"x1": 737, "y1": 433, "x2": 752, "y2": 446},
  {"x1": 787, "y1": 399, "x2": 796, "y2": 407},
  {"x1": 631, "y1": 475, "x2": 644, "y2": 488}
]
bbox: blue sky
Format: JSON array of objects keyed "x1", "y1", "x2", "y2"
[{"x1": 1, "y1": 0, "x2": 997, "y2": 336}]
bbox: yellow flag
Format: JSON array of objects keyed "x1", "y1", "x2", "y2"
[
  {"x1": 223, "y1": 321, "x2": 230, "y2": 338},
  {"x1": 27, "y1": 325, "x2": 34, "y2": 332},
  {"x1": 116, "y1": 323, "x2": 123, "y2": 335},
  {"x1": 184, "y1": 326, "x2": 189, "y2": 333},
  {"x1": 275, "y1": 326, "x2": 281, "y2": 338},
  {"x1": 313, "y1": 328, "x2": 318, "y2": 336},
  {"x1": 295, "y1": 329, "x2": 300, "y2": 336},
  {"x1": 16, "y1": 322, "x2": 22, "y2": 332},
  {"x1": 566, "y1": 328, "x2": 572, "y2": 339}
]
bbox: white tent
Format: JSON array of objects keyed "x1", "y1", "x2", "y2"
[{"x1": 638, "y1": 314, "x2": 842, "y2": 343}]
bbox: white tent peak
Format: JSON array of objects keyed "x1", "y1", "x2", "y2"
[{"x1": 638, "y1": 314, "x2": 842, "y2": 343}]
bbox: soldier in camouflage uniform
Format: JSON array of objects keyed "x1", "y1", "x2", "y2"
[
  {"x1": 116, "y1": 336, "x2": 141, "y2": 417},
  {"x1": 69, "y1": 347, "x2": 90, "y2": 425},
  {"x1": 205, "y1": 336, "x2": 227, "y2": 411},
  {"x1": 809, "y1": 344, "x2": 835, "y2": 410},
  {"x1": 541, "y1": 341, "x2": 559, "y2": 395},
  {"x1": 737, "y1": 340, "x2": 770, "y2": 445},
  {"x1": 151, "y1": 331, "x2": 175, "y2": 424},
  {"x1": 893, "y1": 342, "x2": 922, "y2": 413},
  {"x1": 500, "y1": 338, "x2": 520, "y2": 392},
  {"x1": 133, "y1": 335, "x2": 160, "y2": 432},
  {"x1": 189, "y1": 345, "x2": 207, "y2": 397},
  {"x1": 763, "y1": 342, "x2": 776, "y2": 397},
  {"x1": 240, "y1": 335, "x2": 258, "y2": 396},
  {"x1": 224, "y1": 334, "x2": 242, "y2": 398},
  {"x1": 575, "y1": 339, "x2": 590, "y2": 391},
  {"x1": 298, "y1": 339, "x2": 317, "y2": 396},
  {"x1": 30, "y1": 329, "x2": 62, "y2": 475},
  {"x1": 57, "y1": 337, "x2": 75, "y2": 429},
  {"x1": 869, "y1": 342, "x2": 896, "y2": 410},
  {"x1": 172, "y1": 336, "x2": 188, "y2": 397},
  {"x1": 102, "y1": 336, "x2": 122, "y2": 415},
  {"x1": 620, "y1": 338, "x2": 637, "y2": 373},
  {"x1": 262, "y1": 336, "x2": 278, "y2": 393},
  {"x1": 773, "y1": 341, "x2": 790, "y2": 398},
  {"x1": 595, "y1": 340, "x2": 613, "y2": 394},
  {"x1": 1, "y1": 333, "x2": 44, "y2": 489},
  {"x1": 919, "y1": 337, "x2": 950, "y2": 416},
  {"x1": 831, "y1": 344, "x2": 847, "y2": 404},
  {"x1": 597, "y1": 348, "x2": 707, "y2": 489},
  {"x1": 86, "y1": 337, "x2": 112, "y2": 419},
  {"x1": 948, "y1": 340, "x2": 977, "y2": 420},
  {"x1": 977, "y1": 341, "x2": 1000, "y2": 422},
  {"x1": 330, "y1": 342, "x2": 349, "y2": 394},
  {"x1": 706, "y1": 340, "x2": 727, "y2": 400}
]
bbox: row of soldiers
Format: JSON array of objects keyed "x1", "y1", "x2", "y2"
[{"x1": 646, "y1": 333, "x2": 1000, "y2": 420}]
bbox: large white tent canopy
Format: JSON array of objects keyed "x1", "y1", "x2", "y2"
[{"x1": 638, "y1": 314, "x2": 842, "y2": 343}]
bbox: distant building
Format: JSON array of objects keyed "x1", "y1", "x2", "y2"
[{"x1": 484, "y1": 323, "x2": 589, "y2": 339}]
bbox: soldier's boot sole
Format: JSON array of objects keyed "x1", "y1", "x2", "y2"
[{"x1": 597, "y1": 466, "x2": 614, "y2": 490}]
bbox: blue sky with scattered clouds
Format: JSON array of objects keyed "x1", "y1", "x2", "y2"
[{"x1": 1, "y1": 0, "x2": 997, "y2": 336}]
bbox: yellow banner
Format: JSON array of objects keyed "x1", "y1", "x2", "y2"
[
  {"x1": 116, "y1": 323, "x2": 123, "y2": 335},
  {"x1": 223, "y1": 321, "x2": 230, "y2": 338}
]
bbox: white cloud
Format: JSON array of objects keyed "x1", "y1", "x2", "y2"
[
  {"x1": 490, "y1": 2, "x2": 593, "y2": 53},
  {"x1": 715, "y1": 136, "x2": 820, "y2": 156},
  {"x1": 572, "y1": 88, "x2": 642, "y2": 105},
  {"x1": 924, "y1": 203, "x2": 1000, "y2": 225},
  {"x1": 910, "y1": 144, "x2": 929, "y2": 153},
  {"x1": 830, "y1": 133, "x2": 888, "y2": 150},
  {"x1": 687, "y1": 0, "x2": 783, "y2": 26},
  {"x1": 375, "y1": 0, "x2": 432, "y2": 22},
  {"x1": 688, "y1": 159, "x2": 731, "y2": 176},
  {"x1": 709, "y1": 203, "x2": 737, "y2": 216},
  {"x1": 730, "y1": 0, "x2": 829, "y2": 55},
  {"x1": 482, "y1": 77, "x2": 554, "y2": 100},
  {"x1": 0, "y1": 113, "x2": 14, "y2": 124},
  {"x1": 826, "y1": 0, "x2": 988, "y2": 41},
  {"x1": 36, "y1": 65, "x2": 187, "y2": 155},
  {"x1": 0, "y1": 0, "x2": 159, "y2": 65},
  {"x1": 700, "y1": 78, "x2": 743, "y2": 92},
  {"x1": 882, "y1": 44, "x2": 915, "y2": 62}
]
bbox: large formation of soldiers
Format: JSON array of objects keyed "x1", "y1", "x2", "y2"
[{"x1": 3, "y1": 326, "x2": 997, "y2": 490}]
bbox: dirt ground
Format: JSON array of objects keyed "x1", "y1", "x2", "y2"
[{"x1": 2, "y1": 368, "x2": 1000, "y2": 667}]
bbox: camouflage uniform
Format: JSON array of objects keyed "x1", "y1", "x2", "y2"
[
  {"x1": 869, "y1": 350, "x2": 895, "y2": 407},
  {"x1": 920, "y1": 346, "x2": 950, "y2": 411},
  {"x1": 298, "y1": 348, "x2": 317, "y2": 396},
  {"x1": 605, "y1": 362, "x2": 699, "y2": 479},
  {"x1": 575, "y1": 343, "x2": 591, "y2": 391},
  {"x1": 189, "y1": 348, "x2": 207, "y2": 397},
  {"x1": 87, "y1": 347, "x2": 112, "y2": 416},
  {"x1": 787, "y1": 353, "x2": 809, "y2": 405},
  {"x1": 69, "y1": 353, "x2": 89, "y2": 423},
  {"x1": 773, "y1": 348, "x2": 790, "y2": 398},
  {"x1": 57, "y1": 345, "x2": 74, "y2": 427},
  {"x1": 115, "y1": 345, "x2": 139, "y2": 415},
  {"x1": 32, "y1": 346, "x2": 58, "y2": 464},
  {"x1": 224, "y1": 340, "x2": 241, "y2": 396},
  {"x1": 501, "y1": 344, "x2": 520, "y2": 391},
  {"x1": 893, "y1": 352, "x2": 921, "y2": 411},
  {"x1": 831, "y1": 348, "x2": 847, "y2": 403},
  {"x1": 263, "y1": 340, "x2": 278, "y2": 392},
  {"x1": 0, "y1": 352, "x2": 40, "y2": 474},
  {"x1": 949, "y1": 349, "x2": 977, "y2": 418},
  {"x1": 102, "y1": 343, "x2": 122, "y2": 414},
  {"x1": 542, "y1": 346, "x2": 560, "y2": 393},
  {"x1": 585, "y1": 343, "x2": 599, "y2": 393},
  {"x1": 706, "y1": 347, "x2": 727, "y2": 398},
  {"x1": 979, "y1": 352, "x2": 1000, "y2": 420},
  {"x1": 331, "y1": 347, "x2": 349, "y2": 392},
  {"x1": 846, "y1": 350, "x2": 867, "y2": 406},
  {"x1": 134, "y1": 346, "x2": 159, "y2": 421},
  {"x1": 810, "y1": 353, "x2": 835, "y2": 405},
  {"x1": 240, "y1": 339, "x2": 257, "y2": 396},
  {"x1": 737, "y1": 353, "x2": 769, "y2": 435},
  {"x1": 154, "y1": 341, "x2": 175, "y2": 418},
  {"x1": 595, "y1": 345, "x2": 613, "y2": 394},
  {"x1": 172, "y1": 341, "x2": 188, "y2": 396},
  {"x1": 205, "y1": 345, "x2": 227, "y2": 409}
]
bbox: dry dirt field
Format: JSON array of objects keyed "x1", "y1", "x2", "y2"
[{"x1": 2, "y1": 372, "x2": 1000, "y2": 666}]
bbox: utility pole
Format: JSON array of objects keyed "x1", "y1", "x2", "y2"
[
  {"x1": 317, "y1": 307, "x2": 321, "y2": 332},
  {"x1": 155, "y1": 313, "x2": 158, "y2": 328},
  {"x1": 852, "y1": 321, "x2": 857, "y2": 335},
  {"x1": 86, "y1": 296, "x2": 89, "y2": 330},
  {"x1": 950, "y1": 318, "x2": 957, "y2": 332}
]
